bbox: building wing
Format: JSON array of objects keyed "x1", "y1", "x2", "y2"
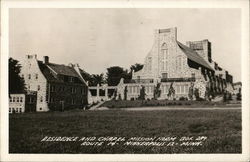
[
  {"x1": 38, "y1": 61, "x2": 87, "y2": 84},
  {"x1": 177, "y1": 41, "x2": 213, "y2": 71}
]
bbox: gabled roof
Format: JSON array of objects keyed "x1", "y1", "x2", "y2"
[
  {"x1": 38, "y1": 61, "x2": 86, "y2": 84},
  {"x1": 38, "y1": 61, "x2": 59, "y2": 82},
  {"x1": 177, "y1": 41, "x2": 213, "y2": 70},
  {"x1": 47, "y1": 63, "x2": 80, "y2": 77}
]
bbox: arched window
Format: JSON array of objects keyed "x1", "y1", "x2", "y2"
[{"x1": 161, "y1": 43, "x2": 168, "y2": 71}]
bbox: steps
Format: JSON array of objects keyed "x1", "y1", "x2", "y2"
[{"x1": 89, "y1": 101, "x2": 105, "y2": 110}]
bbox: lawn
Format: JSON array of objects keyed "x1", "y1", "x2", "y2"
[
  {"x1": 9, "y1": 109, "x2": 241, "y2": 153},
  {"x1": 100, "y1": 99, "x2": 241, "y2": 108}
]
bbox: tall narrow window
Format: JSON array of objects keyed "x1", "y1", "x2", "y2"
[
  {"x1": 51, "y1": 85, "x2": 55, "y2": 92},
  {"x1": 28, "y1": 74, "x2": 31, "y2": 79},
  {"x1": 35, "y1": 74, "x2": 38, "y2": 79},
  {"x1": 38, "y1": 85, "x2": 40, "y2": 91},
  {"x1": 161, "y1": 43, "x2": 168, "y2": 71}
]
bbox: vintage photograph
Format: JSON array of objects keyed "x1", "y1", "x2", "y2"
[{"x1": 1, "y1": 1, "x2": 249, "y2": 161}]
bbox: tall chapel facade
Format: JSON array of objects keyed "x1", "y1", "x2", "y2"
[{"x1": 117, "y1": 27, "x2": 234, "y2": 100}]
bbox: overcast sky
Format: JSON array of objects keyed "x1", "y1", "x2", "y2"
[{"x1": 9, "y1": 8, "x2": 241, "y2": 82}]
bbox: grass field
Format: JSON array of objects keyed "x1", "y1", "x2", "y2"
[
  {"x1": 100, "y1": 100, "x2": 241, "y2": 108},
  {"x1": 9, "y1": 109, "x2": 241, "y2": 153}
]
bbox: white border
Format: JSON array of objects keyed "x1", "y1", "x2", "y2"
[{"x1": 1, "y1": 0, "x2": 249, "y2": 161}]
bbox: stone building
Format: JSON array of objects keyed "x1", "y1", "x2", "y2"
[
  {"x1": 117, "y1": 27, "x2": 234, "y2": 100},
  {"x1": 21, "y1": 55, "x2": 88, "y2": 112},
  {"x1": 9, "y1": 94, "x2": 25, "y2": 113},
  {"x1": 9, "y1": 92, "x2": 37, "y2": 113}
]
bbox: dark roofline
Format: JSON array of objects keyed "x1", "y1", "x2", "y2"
[{"x1": 177, "y1": 41, "x2": 213, "y2": 70}]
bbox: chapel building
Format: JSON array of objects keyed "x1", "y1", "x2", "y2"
[{"x1": 117, "y1": 27, "x2": 234, "y2": 100}]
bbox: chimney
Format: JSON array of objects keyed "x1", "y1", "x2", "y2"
[{"x1": 43, "y1": 56, "x2": 49, "y2": 64}]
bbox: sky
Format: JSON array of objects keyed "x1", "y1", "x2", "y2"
[{"x1": 9, "y1": 8, "x2": 241, "y2": 82}]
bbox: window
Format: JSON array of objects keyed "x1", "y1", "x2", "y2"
[
  {"x1": 40, "y1": 96, "x2": 43, "y2": 102},
  {"x1": 19, "y1": 108, "x2": 22, "y2": 113},
  {"x1": 71, "y1": 87, "x2": 76, "y2": 93},
  {"x1": 13, "y1": 97, "x2": 16, "y2": 102},
  {"x1": 50, "y1": 97, "x2": 54, "y2": 103},
  {"x1": 181, "y1": 85, "x2": 185, "y2": 94},
  {"x1": 165, "y1": 85, "x2": 169, "y2": 93},
  {"x1": 20, "y1": 97, "x2": 23, "y2": 102},
  {"x1": 28, "y1": 74, "x2": 31, "y2": 79},
  {"x1": 17, "y1": 97, "x2": 19, "y2": 102},
  {"x1": 10, "y1": 97, "x2": 12, "y2": 102},
  {"x1": 176, "y1": 85, "x2": 180, "y2": 94},
  {"x1": 162, "y1": 73, "x2": 168, "y2": 79},
  {"x1": 70, "y1": 77, "x2": 74, "y2": 82},
  {"x1": 71, "y1": 98, "x2": 75, "y2": 105},
  {"x1": 9, "y1": 108, "x2": 11, "y2": 113},
  {"x1": 81, "y1": 88, "x2": 86, "y2": 95},
  {"x1": 191, "y1": 73, "x2": 195, "y2": 78},
  {"x1": 161, "y1": 43, "x2": 168, "y2": 71},
  {"x1": 35, "y1": 74, "x2": 38, "y2": 79},
  {"x1": 150, "y1": 86, "x2": 153, "y2": 93},
  {"x1": 185, "y1": 85, "x2": 189, "y2": 94},
  {"x1": 38, "y1": 85, "x2": 40, "y2": 91},
  {"x1": 12, "y1": 108, "x2": 15, "y2": 113},
  {"x1": 40, "y1": 108, "x2": 42, "y2": 110},
  {"x1": 51, "y1": 85, "x2": 55, "y2": 92}
]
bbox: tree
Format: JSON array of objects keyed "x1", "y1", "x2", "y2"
[
  {"x1": 106, "y1": 66, "x2": 131, "y2": 86},
  {"x1": 9, "y1": 57, "x2": 26, "y2": 94},
  {"x1": 130, "y1": 63, "x2": 144, "y2": 73},
  {"x1": 237, "y1": 88, "x2": 241, "y2": 101},
  {"x1": 91, "y1": 73, "x2": 105, "y2": 86},
  {"x1": 138, "y1": 86, "x2": 146, "y2": 100},
  {"x1": 194, "y1": 88, "x2": 200, "y2": 100},
  {"x1": 154, "y1": 83, "x2": 162, "y2": 99},
  {"x1": 124, "y1": 86, "x2": 128, "y2": 100},
  {"x1": 167, "y1": 82, "x2": 175, "y2": 100},
  {"x1": 188, "y1": 82, "x2": 194, "y2": 100}
]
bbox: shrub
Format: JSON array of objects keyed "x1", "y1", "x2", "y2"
[
  {"x1": 179, "y1": 97, "x2": 187, "y2": 101},
  {"x1": 236, "y1": 93, "x2": 241, "y2": 101}
]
